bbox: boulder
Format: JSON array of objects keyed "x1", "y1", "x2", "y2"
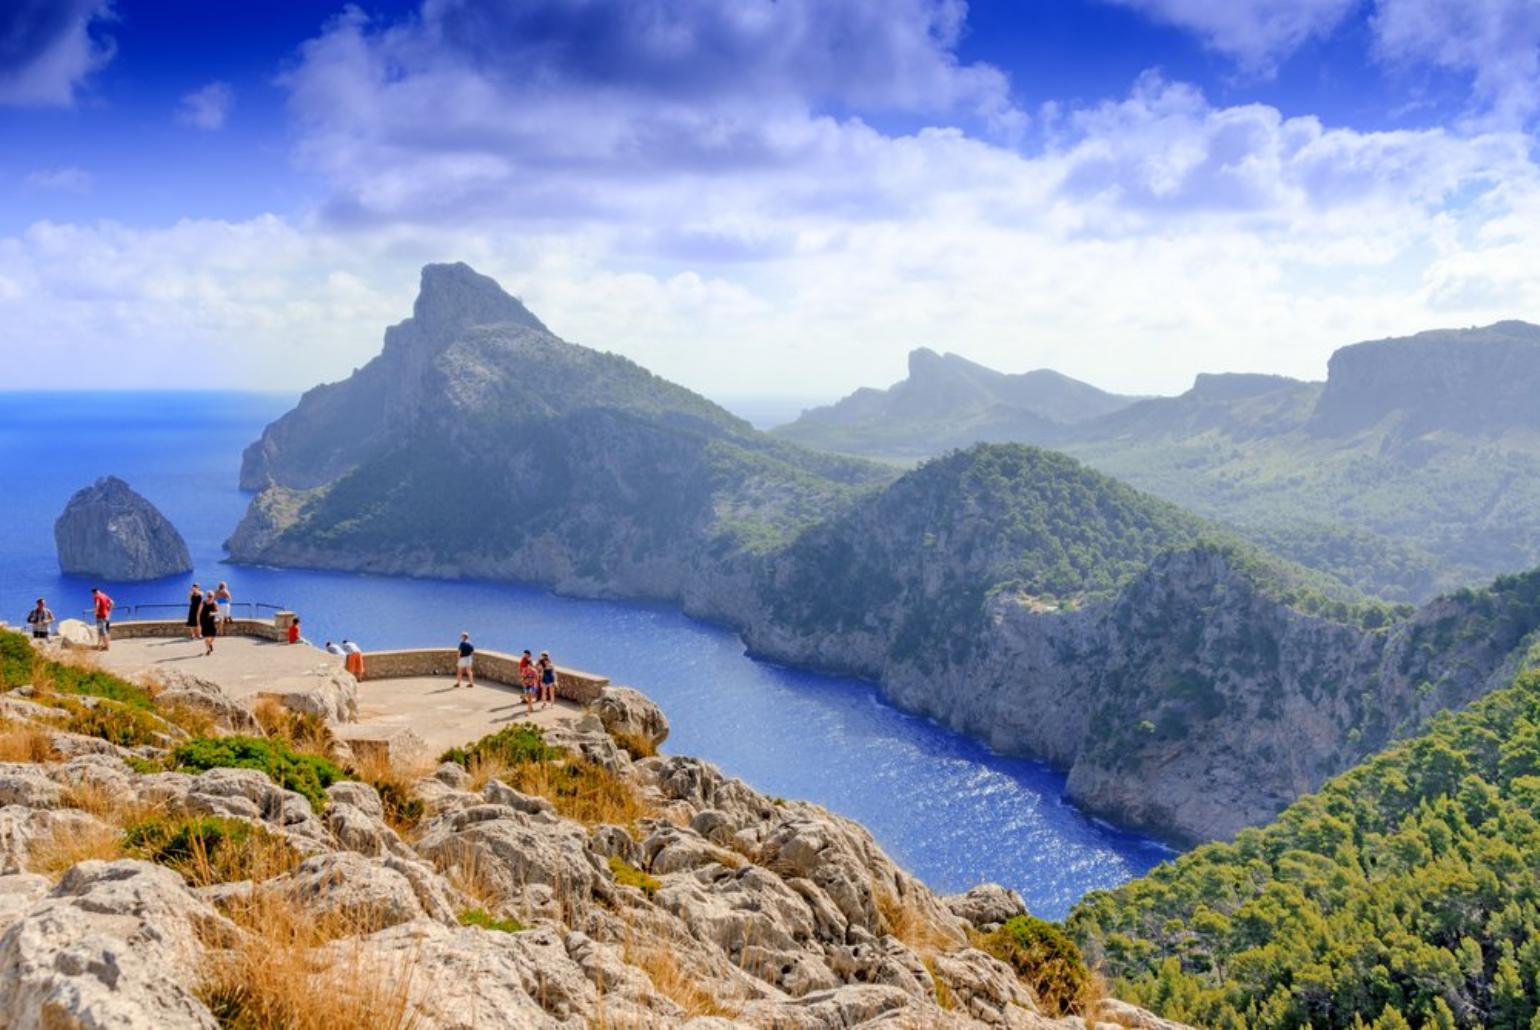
[
  {"x1": 0, "y1": 873, "x2": 49, "y2": 936},
  {"x1": 269, "y1": 851, "x2": 449, "y2": 931},
  {"x1": 56, "y1": 619, "x2": 98, "y2": 650},
  {"x1": 0, "y1": 764, "x2": 65, "y2": 809},
  {"x1": 53, "y1": 475, "x2": 192, "y2": 581},
  {"x1": 944, "y1": 883, "x2": 1028, "y2": 932},
  {"x1": 150, "y1": 672, "x2": 260, "y2": 733},
  {"x1": 0, "y1": 860, "x2": 225, "y2": 1028},
  {"x1": 592, "y1": 686, "x2": 671, "y2": 748}
]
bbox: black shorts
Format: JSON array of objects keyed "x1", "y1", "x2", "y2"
[{"x1": 31, "y1": 630, "x2": 47, "y2": 639}]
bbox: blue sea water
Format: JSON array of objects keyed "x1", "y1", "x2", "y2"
[{"x1": 0, "y1": 391, "x2": 1171, "y2": 918}]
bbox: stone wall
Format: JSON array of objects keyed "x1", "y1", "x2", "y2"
[
  {"x1": 358, "y1": 648, "x2": 610, "y2": 704},
  {"x1": 106, "y1": 619, "x2": 287, "y2": 642}
]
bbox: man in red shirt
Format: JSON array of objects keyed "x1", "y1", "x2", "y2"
[{"x1": 91, "y1": 588, "x2": 114, "y2": 651}]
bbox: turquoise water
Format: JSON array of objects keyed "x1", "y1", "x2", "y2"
[{"x1": 0, "y1": 391, "x2": 1170, "y2": 918}]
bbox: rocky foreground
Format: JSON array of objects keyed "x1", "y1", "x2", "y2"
[{"x1": 0, "y1": 630, "x2": 1183, "y2": 1029}]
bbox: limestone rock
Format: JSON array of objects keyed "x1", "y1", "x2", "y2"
[
  {"x1": 593, "y1": 685, "x2": 671, "y2": 749},
  {"x1": 53, "y1": 476, "x2": 192, "y2": 581},
  {"x1": 0, "y1": 873, "x2": 49, "y2": 936},
  {"x1": 0, "y1": 860, "x2": 224, "y2": 1028},
  {"x1": 150, "y1": 671, "x2": 260, "y2": 733},
  {"x1": 0, "y1": 764, "x2": 65, "y2": 809},
  {"x1": 945, "y1": 884, "x2": 1028, "y2": 932},
  {"x1": 269, "y1": 851, "x2": 451, "y2": 931}
]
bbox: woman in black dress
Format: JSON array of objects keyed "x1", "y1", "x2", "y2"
[
  {"x1": 186, "y1": 583, "x2": 202, "y2": 640},
  {"x1": 199, "y1": 591, "x2": 219, "y2": 655}
]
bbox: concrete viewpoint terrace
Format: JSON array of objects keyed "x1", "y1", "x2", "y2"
[{"x1": 89, "y1": 618, "x2": 610, "y2": 754}]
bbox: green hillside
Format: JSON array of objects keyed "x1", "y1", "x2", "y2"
[{"x1": 1068, "y1": 600, "x2": 1540, "y2": 1029}]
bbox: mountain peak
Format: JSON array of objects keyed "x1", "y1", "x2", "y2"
[{"x1": 413, "y1": 262, "x2": 548, "y2": 335}]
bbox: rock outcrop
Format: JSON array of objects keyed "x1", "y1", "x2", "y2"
[
  {"x1": 53, "y1": 475, "x2": 192, "y2": 581},
  {"x1": 0, "y1": 631, "x2": 1184, "y2": 1029}
]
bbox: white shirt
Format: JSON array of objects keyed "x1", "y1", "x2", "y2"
[
  {"x1": 325, "y1": 642, "x2": 344, "y2": 655},
  {"x1": 341, "y1": 641, "x2": 362, "y2": 654}
]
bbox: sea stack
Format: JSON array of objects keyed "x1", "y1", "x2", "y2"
[{"x1": 54, "y1": 476, "x2": 192, "y2": 581}]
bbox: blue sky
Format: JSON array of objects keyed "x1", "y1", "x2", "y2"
[{"x1": 2, "y1": 0, "x2": 1538, "y2": 397}]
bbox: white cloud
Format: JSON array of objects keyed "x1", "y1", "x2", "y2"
[
  {"x1": 1101, "y1": 0, "x2": 1360, "y2": 73},
  {"x1": 1373, "y1": 0, "x2": 1540, "y2": 127},
  {"x1": 23, "y1": 166, "x2": 94, "y2": 193},
  {"x1": 0, "y1": 0, "x2": 115, "y2": 107},
  {"x1": 176, "y1": 81, "x2": 234, "y2": 130}
]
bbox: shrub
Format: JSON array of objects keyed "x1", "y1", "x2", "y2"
[
  {"x1": 457, "y1": 908, "x2": 526, "y2": 934},
  {"x1": 63, "y1": 699, "x2": 169, "y2": 748},
  {"x1": 610, "y1": 729, "x2": 658, "y2": 759},
  {"x1": 124, "y1": 814, "x2": 297, "y2": 886},
  {"x1": 170, "y1": 736, "x2": 346, "y2": 812},
  {"x1": 609, "y1": 855, "x2": 661, "y2": 897},
  {"x1": 980, "y1": 916, "x2": 1092, "y2": 1018},
  {"x1": 253, "y1": 697, "x2": 336, "y2": 760},
  {"x1": 439, "y1": 724, "x2": 558, "y2": 768}
]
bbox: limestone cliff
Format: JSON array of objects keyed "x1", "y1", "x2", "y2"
[
  {"x1": 227, "y1": 263, "x2": 1540, "y2": 847},
  {"x1": 53, "y1": 475, "x2": 192, "y2": 581}
]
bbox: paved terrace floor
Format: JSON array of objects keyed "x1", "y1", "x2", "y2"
[{"x1": 91, "y1": 635, "x2": 581, "y2": 754}]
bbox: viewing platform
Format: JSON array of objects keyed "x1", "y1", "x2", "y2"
[{"x1": 82, "y1": 615, "x2": 611, "y2": 755}]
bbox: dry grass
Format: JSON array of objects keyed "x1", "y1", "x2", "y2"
[
  {"x1": 350, "y1": 750, "x2": 433, "y2": 837},
  {"x1": 0, "y1": 718, "x2": 55, "y2": 762},
  {"x1": 434, "y1": 841, "x2": 505, "y2": 913},
  {"x1": 253, "y1": 697, "x2": 336, "y2": 760},
  {"x1": 925, "y1": 958, "x2": 957, "y2": 1011},
  {"x1": 490, "y1": 755, "x2": 656, "y2": 829},
  {"x1": 26, "y1": 819, "x2": 126, "y2": 877},
  {"x1": 876, "y1": 889, "x2": 963, "y2": 958},
  {"x1": 609, "y1": 729, "x2": 657, "y2": 760},
  {"x1": 621, "y1": 934, "x2": 737, "y2": 1021},
  {"x1": 199, "y1": 889, "x2": 423, "y2": 1029},
  {"x1": 124, "y1": 814, "x2": 301, "y2": 888},
  {"x1": 1078, "y1": 972, "x2": 1114, "y2": 1029}
]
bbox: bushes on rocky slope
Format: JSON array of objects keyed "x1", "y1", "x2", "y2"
[
  {"x1": 124, "y1": 813, "x2": 298, "y2": 886},
  {"x1": 1070, "y1": 667, "x2": 1540, "y2": 1028},
  {"x1": 979, "y1": 915, "x2": 1093, "y2": 1018},
  {"x1": 170, "y1": 736, "x2": 346, "y2": 812}
]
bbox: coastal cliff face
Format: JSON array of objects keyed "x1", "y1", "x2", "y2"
[
  {"x1": 228, "y1": 262, "x2": 1540, "y2": 847},
  {"x1": 53, "y1": 475, "x2": 192, "y2": 581},
  {"x1": 0, "y1": 627, "x2": 1182, "y2": 1028}
]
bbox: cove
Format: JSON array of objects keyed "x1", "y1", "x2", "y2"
[{"x1": 0, "y1": 391, "x2": 1171, "y2": 918}]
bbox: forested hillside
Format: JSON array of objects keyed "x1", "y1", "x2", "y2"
[{"x1": 1069, "y1": 635, "x2": 1540, "y2": 1028}]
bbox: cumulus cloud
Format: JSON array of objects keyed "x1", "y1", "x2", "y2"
[
  {"x1": 1101, "y1": 0, "x2": 1360, "y2": 73},
  {"x1": 0, "y1": 0, "x2": 115, "y2": 107},
  {"x1": 23, "y1": 166, "x2": 94, "y2": 192},
  {"x1": 1373, "y1": 0, "x2": 1540, "y2": 127},
  {"x1": 176, "y1": 80, "x2": 234, "y2": 130}
]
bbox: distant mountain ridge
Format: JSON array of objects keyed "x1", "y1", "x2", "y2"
[
  {"x1": 779, "y1": 320, "x2": 1540, "y2": 602},
  {"x1": 227, "y1": 264, "x2": 1540, "y2": 845},
  {"x1": 775, "y1": 347, "x2": 1140, "y2": 454}
]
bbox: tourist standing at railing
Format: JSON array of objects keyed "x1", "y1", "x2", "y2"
[
  {"x1": 26, "y1": 598, "x2": 53, "y2": 640},
  {"x1": 185, "y1": 583, "x2": 202, "y2": 640},
  {"x1": 92, "y1": 588, "x2": 113, "y2": 651},
  {"x1": 198, "y1": 590, "x2": 219, "y2": 655},
  {"x1": 455, "y1": 632, "x2": 476, "y2": 689},
  {"x1": 215, "y1": 582, "x2": 233, "y2": 633},
  {"x1": 538, "y1": 651, "x2": 556, "y2": 709}
]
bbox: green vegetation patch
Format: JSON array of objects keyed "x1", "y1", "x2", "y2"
[
  {"x1": 1069, "y1": 668, "x2": 1540, "y2": 1029},
  {"x1": 170, "y1": 736, "x2": 346, "y2": 812},
  {"x1": 979, "y1": 915, "x2": 1091, "y2": 1019},
  {"x1": 457, "y1": 908, "x2": 526, "y2": 934},
  {"x1": 608, "y1": 855, "x2": 661, "y2": 897},
  {"x1": 439, "y1": 723, "x2": 559, "y2": 769},
  {"x1": 124, "y1": 814, "x2": 296, "y2": 885}
]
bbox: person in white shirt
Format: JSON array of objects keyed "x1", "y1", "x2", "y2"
[{"x1": 325, "y1": 641, "x2": 344, "y2": 655}]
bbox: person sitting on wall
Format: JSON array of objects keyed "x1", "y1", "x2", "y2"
[{"x1": 287, "y1": 616, "x2": 302, "y2": 645}]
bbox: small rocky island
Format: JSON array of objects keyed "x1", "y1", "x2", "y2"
[{"x1": 54, "y1": 475, "x2": 192, "y2": 581}]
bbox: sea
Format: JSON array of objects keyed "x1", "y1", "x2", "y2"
[{"x1": 0, "y1": 391, "x2": 1171, "y2": 919}]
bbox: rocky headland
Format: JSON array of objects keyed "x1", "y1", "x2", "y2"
[
  {"x1": 54, "y1": 475, "x2": 192, "y2": 581},
  {"x1": 0, "y1": 625, "x2": 1184, "y2": 1028},
  {"x1": 223, "y1": 263, "x2": 1540, "y2": 848}
]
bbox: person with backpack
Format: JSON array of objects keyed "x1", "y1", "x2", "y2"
[
  {"x1": 91, "y1": 588, "x2": 113, "y2": 650},
  {"x1": 455, "y1": 632, "x2": 476, "y2": 688},
  {"x1": 26, "y1": 598, "x2": 53, "y2": 640}
]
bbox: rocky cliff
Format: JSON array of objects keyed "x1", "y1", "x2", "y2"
[
  {"x1": 227, "y1": 264, "x2": 1540, "y2": 848},
  {"x1": 53, "y1": 475, "x2": 192, "y2": 581},
  {"x1": 0, "y1": 628, "x2": 1185, "y2": 1028}
]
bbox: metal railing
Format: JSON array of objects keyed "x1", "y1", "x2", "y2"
[{"x1": 74, "y1": 601, "x2": 287, "y2": 621}]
